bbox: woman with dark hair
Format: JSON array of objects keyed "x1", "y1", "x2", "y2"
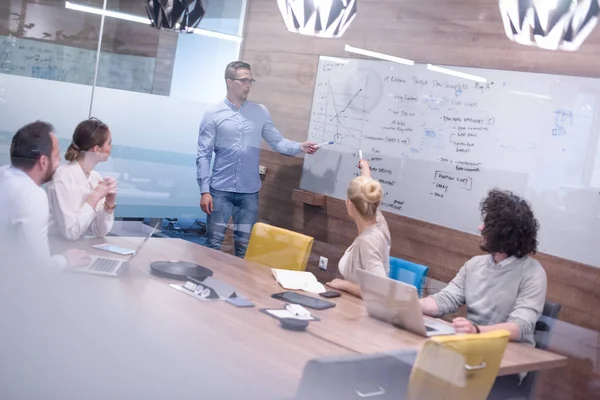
[
  {"x1": 47, "y1": 118, "x2": 117, "y2": 240},
  {"x1": 419, "y1": 188, "x2": 546, "y2": 346}
]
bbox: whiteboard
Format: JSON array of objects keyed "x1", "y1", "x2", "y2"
[
  {"x1": 0, "y1": 35, "x2": 155, "y2": 93},
  {"x1": 301, "y1": 56, "x2": 600, "y2": 267}
]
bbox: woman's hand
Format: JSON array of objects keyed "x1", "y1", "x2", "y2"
[
  {"x1": 104, "y1": 177, "x2": 118, "y2": 207},
  {"x1": 326, "y1": 278, "x2": 348, "y2": 291},
  {"x1": 86, "y1": 181, "x2": 110, "y2": 208},
  {"x1": 94, "y1": 180, "x2": 111, "y2": 198},
  {"x1": 327, "y1": 278, "x2": 362, "y2": 298},
  {"x1": 358, "y1": 159, "x2": 371, "y2": 178}
]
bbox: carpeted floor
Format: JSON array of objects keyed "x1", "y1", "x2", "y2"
[
  {"x1": 139, "y1": 218, "x2": 235, "y2": 254},
  {"x1": 155, "y1": 218, "x2": 208, "y2": 245}
]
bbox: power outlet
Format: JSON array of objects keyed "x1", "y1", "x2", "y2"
[
  {"x1": 259, "y1": 165, "x2": 267, "y2": 175},
  {"x1": 319, "y1": 256, "x2": 328, "y2": 271}
]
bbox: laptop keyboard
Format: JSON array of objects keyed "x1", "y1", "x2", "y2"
[{"x1": 90, "y1": 258, "x2": 120, "y2": 273}]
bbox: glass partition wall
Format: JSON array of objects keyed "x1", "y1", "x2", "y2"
[{"x1": 0, "y1": 0, "x2": 246, "y2": 224}]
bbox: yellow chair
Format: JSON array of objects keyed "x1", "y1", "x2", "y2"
[
  {"x1": 244, "y1": 222, "x2": 314, "y2": 271},
  {"x1": 406, "y1": 330, "x2": 510, "y2": 400}
]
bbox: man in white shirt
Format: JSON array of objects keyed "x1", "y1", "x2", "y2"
[{"x1": 0, "y1": 121, "x2": 90, "y2": 270}]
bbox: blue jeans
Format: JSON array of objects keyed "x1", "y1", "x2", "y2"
[{"x1": 205, "y1": 188, "x2": 259, "y2": 258}]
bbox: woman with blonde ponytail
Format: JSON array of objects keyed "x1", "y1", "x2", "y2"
[
  {"x1": 47, "y1": 118, "x2": 117, "y2": 240},
  {"x1": 326, "y1": 159, "x2": 391, "y2": 297}
]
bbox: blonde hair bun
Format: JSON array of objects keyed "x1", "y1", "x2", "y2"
[
  {"x1": 361, "y1": 178, "x2": 382, "y2": 204},
  {"x1": 347, "y1": 176, "x2": 382, "y2": 220}
]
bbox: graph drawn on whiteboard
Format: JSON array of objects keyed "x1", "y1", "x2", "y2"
[
  {"x1": 310, "y1": 78, "x2": 367, "y2": 148},
  {"x1": 302, "y1": 55, "x2": 600, "y2": 268},
  {"x1": 309, "y1": 67, "x2": 383, "y2": 150}
]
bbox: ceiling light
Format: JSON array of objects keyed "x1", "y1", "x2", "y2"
[
  {"x1": 64, "y1": 1, "x2": 242, "y2": 43},
  {"x1": 427, "y1": 64, "x2": 487, "y2": 83},
  {"x1": 344, "y1": 45, "x2": 414, "y2": 66},
  {"x1": 145, "y1": 0, "x2": 206, "y2": 31},
  {"x1": 66, "y1": 1, "x2": 150, "y2": 24},
  {"x1": 277, "y1": 0, "x2": 357, "y2": 38},
  {"x1": 510, "y1": 90, "x2": 553, "y2": 100},
  {"x1": 321, "y1": 56, "x2": 349, "y2": 64},
  {"x1": 499, "y1": 0, "x2": 600, "y2": 51}
]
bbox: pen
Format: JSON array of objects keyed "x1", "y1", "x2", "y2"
[
  {"x1": 359, "y1": 150, "x2": 363, "y2": 160},
  {"x1": 315, "y1": 140, "x2": 334, "y2": 148}
]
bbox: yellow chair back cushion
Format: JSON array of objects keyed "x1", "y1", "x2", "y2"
[
  {"x1": 406, "y1": 330, "x2": 510, "y2": 400},
  {"x1": 244, "y1": 222, "x2": 314, "y2": 271}
]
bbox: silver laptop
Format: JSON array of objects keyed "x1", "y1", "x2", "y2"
[
  {"x1": 357, "y1": 269, "x2": 455, "y2": 337},
  {"x1": 73, "y1": 222, "x2": 160, "y2": 277}
]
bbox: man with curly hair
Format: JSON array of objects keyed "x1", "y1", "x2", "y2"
[{"x1": 420, "y1": 188, "x2": 547, "y2": 346}]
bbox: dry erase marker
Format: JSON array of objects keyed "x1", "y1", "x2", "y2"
[
  {"x1": 315, "y1": 140, "x2": 334, "y2": 148},
  {"x1": 359, "y1": 150, "x2": 363, "y2": 159}
]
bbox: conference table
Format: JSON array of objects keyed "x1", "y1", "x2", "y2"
[{"x1": 1, "y1": 236, "x2": 567, "y2": 399}]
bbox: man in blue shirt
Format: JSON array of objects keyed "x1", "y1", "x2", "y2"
[{"x1": 196, "y1": 61, "x2": 317, "y2": 258}]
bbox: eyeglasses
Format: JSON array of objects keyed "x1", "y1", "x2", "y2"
[{"x1": 231, "y1": 78, "x2": 256, "y2": 86}]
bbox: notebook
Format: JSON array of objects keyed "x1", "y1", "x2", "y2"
[{"x1": 271, "y1": 269, "x2": 326, "y2": 294}]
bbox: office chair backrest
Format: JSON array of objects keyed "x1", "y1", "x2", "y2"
[
  {"x1": 295, "y1": 350, "x2": 417, "y2": 400},
  {"x1": 389, "y1": 257, "x2": 429, "y2": 295},
  {"x1": 406, "y1": 330, "x2": 510, "y2": 400},
  {"x1": 244, "y1": 222, "x2": 314, "y2": 271},
  {"x1": 534, "y1": 300, "x2": 562, "y2": 350},
  {"x1": 490, "y1": 301, "x2": 562, "y2": 400},
  {"x1": 501, "y1": 300, "x2": 563, "y2": 399}
]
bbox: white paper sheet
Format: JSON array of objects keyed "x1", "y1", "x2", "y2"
[{"x1": 271, "y1": 269, "x2": 326, "y2": 294}]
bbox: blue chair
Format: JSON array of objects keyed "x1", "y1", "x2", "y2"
[{"x1": 389, "y1": 257, "x2": 429, "y2": 296}]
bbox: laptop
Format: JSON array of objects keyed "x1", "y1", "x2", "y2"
[
  {"x1": 357, "y1": 269, "x2": 455, "y2": 337},
  {"x1": 73, "y1": 222, "x2": 160, "y2": 277}
]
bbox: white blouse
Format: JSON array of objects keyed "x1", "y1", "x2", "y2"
[
  {"x1": 338, "y1": 246, "x2": 352, "y2": 279},
  {"x1": 336, "y1": 211, "x2": 391, "y2": 284},
  {"x1": 47, "y1": 162, "x2": 114, "y2": 240}
]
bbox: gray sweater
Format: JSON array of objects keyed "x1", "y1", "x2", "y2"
[{"x1": 430, "y1": 255, "x2": 547, "y2": 346}]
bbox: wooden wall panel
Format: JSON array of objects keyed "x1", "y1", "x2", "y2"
[
  {"x1": 257, "y1": 150, "x2": 600, "y2": 399},
  {"x1": 243, "y1": 0, "x2": 600, "y2": 76},
  {"x1": 243, "y1": 51, "x2": 317, "y2": 143},
  {"x1": 242, "y1": 1, "x2": 600, "y2": 398}
]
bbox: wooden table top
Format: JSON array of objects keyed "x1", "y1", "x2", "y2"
[{"x1": 38, "y1": 236, "x2": 567, "y2": 397}]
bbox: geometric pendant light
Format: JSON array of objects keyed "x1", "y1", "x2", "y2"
[
  {"x1": 277, "y1": 0, "x2": 357, "y2": 38},
  {"x1": 145, "y1": 0, "x2": 207, "y2": 30},
  {"x1": 499, "y1": 0, "x2": 600, "y2": 51}
]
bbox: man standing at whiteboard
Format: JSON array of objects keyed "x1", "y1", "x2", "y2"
[{"x1": 196, "y1": 61, "x2": 318, "y2": 258}]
